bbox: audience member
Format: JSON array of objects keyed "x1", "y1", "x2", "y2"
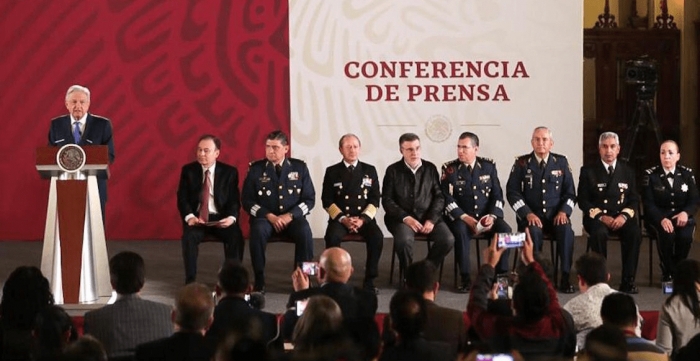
[
  {"x1": 83, "y1": 252, "x2": 172, "y2": 358},
  {"x1": 0, "y1": 266, "x2": 54, "y2": 361},
  {"x1": 401, "y1": 260, "x2": 467, "y2": 357},
  {"x1": 675, "y1": 332, "x2": 700, "y2": 361},
  {"x1": 32, "y1": 305, "x2": 78, "y2": 361},
  {"x1": 283, "y1": 247, "x2": 377, "y2": 346},
  {"x1": 467, "y1": 230, "x2": 575, "y2": 359},
  {"x1": 206, "y1": 260, "x2": 279, "y2": 351},
  {"x1": 213, "y1": 334, "x2": 269, "y2": 361},
  {"x1": 601, "y1": 293, "x2": 668, "y2": 361},
  {"x1": 656, "y1": 259, "x2": 700, "y2": 356},
  {"x1": 579, "y1": 324, "x2": 628, "y2": 361},
  {"x1": 292, "y1": 295, "x2": 357, "y2": 360},
  {"x1": 134, "y1": 283, "x2": 214, "y2": 361},
  {"x1": 61, "y1": 335, "x2": 107, "y2": 361},
  {"x1": 380, "y1": 290, "x2": 451, "y2": 361}
]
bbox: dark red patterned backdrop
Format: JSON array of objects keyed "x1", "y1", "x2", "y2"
[{"x1": 0, "y1": 0, "x2": 289, "y2": 240}]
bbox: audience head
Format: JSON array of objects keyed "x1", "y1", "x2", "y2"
[
  {"x1": 109, "y1": 251, "x2": 145, "y2": 295},
  {"x1": 601, "y1": 293, "x2": 638, "y2": 330},
  {"x1": 292, "y1": 295, "x2": 344, "y2": 350},
  {"x1": 575, "y1": 252, "x2": 609, "y2": 290},
  {"x1": 61, "y1": 335, "x2": 107, "y2": 361},
  {"x1": 404, "y1": 260, "x2": 439, "y2": 296},
  {"x1": 32, "y1": 305, "x2": 78, "y2": 360},
  {"x1": 0, "y1": 266, "x2": 54, "y2": 328},
  {"x1": 389, "y1": 289, "x2": 427, "y2": 342},
  {"x1": 318, "y1": 247, "x2": 353, "y2": 283},
  {"x1": 174, "y1": 283, "x2": 214, "y2": 333},
  {"x1": 217, "y1": 260, "x2": 252, "y2": 296},
  {"x1": 584, "y1": 324, "x2": 628, "y2": 361},
  {"x1": 214, "y1": 334, "x2": 269, "y2": 361},
  {"x1": 668, "y1": 259, "x2": 700, "y2": 320},
  {"x1": 511, "y1": 268, "x2": 549, "y2": 323}
]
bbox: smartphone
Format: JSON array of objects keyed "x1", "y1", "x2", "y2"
[
  {"x1": 302, "y1": 262, "x2": 319, "y2": 276},
  {"x1": 496, "y1": 276, "x2": 510, "y2": 299},
  {"x1": 497, "y1": 232, "x2": 525, "y2": 249},
  {"x1": 296, "y1": 299, "x2": 309, "y2": 316},
  {"x1": 476, "y1": 354, "x2": 514, "y2": 361},
  {"x1": 662, "y1": 281, "x2": 673, "y2": 294},
  {"x1": 244, "y1": 293, "x2": 251, "y2": 302}
]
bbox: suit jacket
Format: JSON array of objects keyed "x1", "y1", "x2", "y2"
[
  {"x1": 424, "y1": 301, "x2": 467, "y2": 357},
  {"x1": 321, "y1": 161, "x2": 380, "y2": 222},
  {"x1": 578, "y1": 160, "x2": 639, "y2": 221},
  {"x1": 506, "y1": 152, "x2": 576, "y2": 223},
  {"x1": 48, "y1": 114, "x2": 115, "y2": 168},
  {"x1": 643, "y1": 165, "x2": 699, "y2": 226},
  {"x1": 134, "y1": 332, "x2": 212, "y2": 361},
  {"x1": 177, "y1": 161, "x2": 241, "y2": 221},
  {"x1": 205, "y1": 296, "x2": 279, "y2": 350},
  {"x1": 83, "y1": 294, "x2": 172, "y2": 358},
  {"x1": 441, "y1": 157, "x2": 506, "y2": 220},
  {"x1": 383, "y1": 159, "x2": 444, "y2": 225}
]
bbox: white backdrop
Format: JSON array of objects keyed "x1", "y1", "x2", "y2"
[{"x1": 289, "y1": 0, "x2": 583, "y2": 237}]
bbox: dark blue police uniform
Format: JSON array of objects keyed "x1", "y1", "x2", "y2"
[
  {"x1": 242, "y1": 158, "x2": 315, "y2": 290},
  {"x1": 441, "y1": 157, "x2": 512, "y2": 281},
  {"x1": 506, "y1": 152, "x2": 576, "y2": 289}
]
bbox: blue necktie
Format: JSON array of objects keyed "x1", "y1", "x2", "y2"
[{"x1": 72, "y1": 122, "x2": 81, "y2": 144}]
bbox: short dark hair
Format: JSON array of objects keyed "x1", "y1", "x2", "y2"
[
  {"x1": 175, "y1": 283, "x2": 214, "y2": 332},
  {"x1": 398, "y1": 133, "x2": 420, "y2": 145},
  {"x1": 601, "y1": 293, "x2": 638, "y2": 328},
  {"x1": 404, "y1": 260, "x2": 438, "y2": 293},
  {"x1": 512, "y1": 267, "x2": 549, "y2": 323},
  {"x1": 266, "y1": 130, "x2": 289, "y2": 146},
  {"x1": 575, "y1": 252, "x2": 608, "y2": 286},
  {"x1": 459, "y1": 132, "x2": 479, "y2": 147},
  {"x1": 389, "y1": 290, "x2": 427, "y2": 340},
  {"x1": 62, "y1": 335, "x2": 108, "y2": 361},
  {"x1": 584, "y1": 324, "x2": 628, "y2": 361},
  {"x1": 0, "y1": 266, "x2": 54, "y2": 329},
  {"x1": 198, "y1": 134, "x2": 221, "y2": 150},
  {"x1": 109, "y1": 251, "x2": 145, "y2": 294},
  {"x1": 218, "y1": 260, "x2": 249, "y2": 294}
]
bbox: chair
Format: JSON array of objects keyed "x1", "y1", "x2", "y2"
[
  {"x1": 201, "y1": 233, "x2": 245, "y2": 262},
  {"x1": 389, "y1": 234, "x2": 445, "y2": 285}
]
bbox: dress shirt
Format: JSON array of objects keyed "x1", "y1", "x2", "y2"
[
  {"x1": 404, "y1": 160, "x2": 423, "y2": 174},
  {"x1": 72, "y1": 115, "x2": 86, "y2": 134},
  {"x1": 184, "y1": 163, "x2": 236, "y2": 224}
]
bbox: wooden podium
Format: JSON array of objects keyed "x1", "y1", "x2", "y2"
[{"x1": 36, "y1": 145, "x2": 111, "y2": 304}]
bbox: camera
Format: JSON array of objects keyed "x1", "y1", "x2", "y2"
[
  {"x1": 625, "y1": 58, "x2": 657, "y2": 85},
  {"x1": 497, "y1": 232, "x2": 525, "y2": 249},
  {"x1": 496, "y1": 275, "x2": 510, "y2": 299},
  {"x1": 302, "y1": 262, "x2": 319, "y2": 276},
  {"x1": 296, "y1": 299, "x2": 309, "y2": 316},
  {"x1": 662, "y1": 281, "x2": 673, "y2": 294},
  {"x1": 476, "y1": 354, "x2": 515, "y2": 361}
]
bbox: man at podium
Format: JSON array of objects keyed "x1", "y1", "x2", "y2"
[{"x1": 48, "y1": 84, "x2": 115, "y2": 218}]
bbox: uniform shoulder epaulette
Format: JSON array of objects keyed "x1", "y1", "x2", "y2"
[
  {"x1": 680, "y1": 165, "x2": 694, "y2": 173},
  {"x1": 644, "y1": 165, "x2": 659, "y2": 174},
  {"x1": 249, "y1": 159, "x2": 266, "y2": 167},
  {"x1": 515, "y1": 154, "x2": 529, "y2": 166},
  {"x1": 550, "y1": 152, "x2": 567, "y2": 161},
  {"x1": 288, "y1": 157, "x2": 306, "y2": 165},
  {"x1": 442, "y1": 159, "x2": 460, "y2": 169},
  {"x1": 478, "y1": 156, "x2": 495, "y2": 164}
]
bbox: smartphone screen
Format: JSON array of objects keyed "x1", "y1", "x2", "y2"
[
  {"x1": 476, "y1": 354, "x2": 514, "y2": 361},
  {"x1": 497, "y1": 232, "x2": 525, "y2": 249},
  {"x1": 496, "y1": 276, "x2": 509, "y2": 299},
  {"x1": 662, "y1": 281, "x2": 673, "y2": 294},
  {"x1": 296, "y1": 299, "x2": 309, "y2": 316},
  {"x1": 302, "y1": 262, "x2": 318, "y2": 276}
]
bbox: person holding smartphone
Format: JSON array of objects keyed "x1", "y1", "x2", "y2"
[{"x1": 466, "y1": 230, "x2": 575, "y2": 359}]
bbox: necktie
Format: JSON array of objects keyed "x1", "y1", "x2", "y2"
[
  {"x1": 539, "y1": 160, "x2": 546, "y2": 177},
  {"x1": 666, "y1": 172, "x2": 674, "y2": 179},
  {"x1": 200, "y1": 169, "x2": 211, "y2": 221},
  {"x1": 275, "y1": 164, "x2": 282, "y2": 177},
  {"x1": 348, "y1": 165, "x2": 355, "y2": 172},
  {"x1": 466, "y1": 164, "x2": 473, "y2": 174},
  {"x1": 666, "y1": 172, "x2": 674, "y2": 187},
  {"x1": 607, "y1": 165, "x2": 614, "y2": 177},
  {"x1": 72, "y1": 122, "x2": 81, "y2": 144}
]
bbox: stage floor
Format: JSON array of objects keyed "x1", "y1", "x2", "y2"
[{"x1": 0, "y1": 236, "x2": 686, "y2": 314}]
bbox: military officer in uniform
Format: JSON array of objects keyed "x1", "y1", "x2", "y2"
[
  {"x1": 643, "y1": 140, "x2": 699, "y2": 281},
  {"x1": 242, "y1": 130, "x2": 315, "y2": 292},
  {"x1": 506, "y1": 127, "x2": 576, "y2": 293},
  {"x1": 441, "y1": 132, "x2": 511, "y2": 292},
  {"x1": 322, "y1": 134, "x2": 383, "y2": 292},
  {"x1": 578, "y1": 131, "x2": 641, "y2": 294}
]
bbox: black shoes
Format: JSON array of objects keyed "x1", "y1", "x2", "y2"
[
  {"x1": 619, "y1": 280, "x2": 638, "y2": 294},
  {"x1": 363, "y1": 280, "x2": 379, "y2": 295},
  {"x1": 457, "y1": 277, "x2": 472, "y2": 294},
  {"x1": 559, "y1": 277, "x2": 575, "y2": 294},
  {"x1": 253, "y1": 282, "x2": 266, "y2": 295}
]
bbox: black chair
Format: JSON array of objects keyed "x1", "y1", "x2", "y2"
[{"x1": 388, "y1": 234, "x2": 445, "y2": 285}]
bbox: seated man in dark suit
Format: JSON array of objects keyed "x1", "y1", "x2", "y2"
[
  {"x1": 84, "y1": 252, "x2": 172, "y2": 359},
  {"x1": 135, "y1": 283, "x2": 215, "y2": 361},
  {"x1": 177, "y1": 134, "x2": 244, "y2": 284},
  {"x1": 403, "y1": 260, "x2": 467, "y2": 357},
  {"x1": 48, "y1": 84, "x2": 115, "y2": 219},
  {"x1": 282, "y1": 248, "x2": 377, "y2": 349},
  {"x1": 206, "y1": 260, "x2": 280, "y2": 351}
]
